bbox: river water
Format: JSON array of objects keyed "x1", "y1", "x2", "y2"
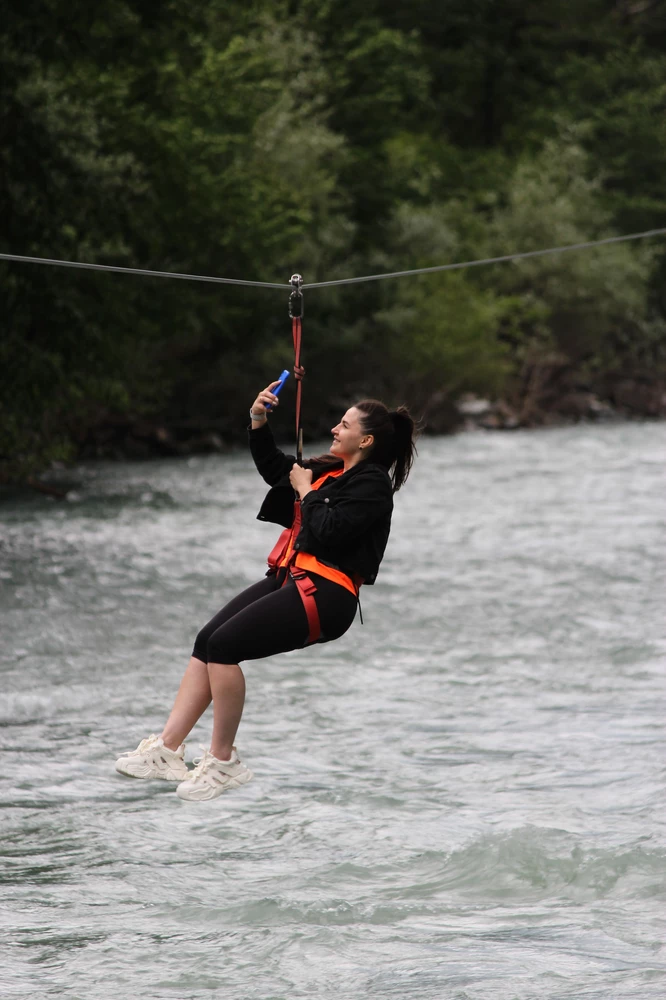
[{"x1": 1, "y1": 422, "x2": 665, "y2": 1000}]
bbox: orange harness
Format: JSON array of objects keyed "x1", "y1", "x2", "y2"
[{"x1": 266, "y1": 470, "x2": 361, "y2": 645}]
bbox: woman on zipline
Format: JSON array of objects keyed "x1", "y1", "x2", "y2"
[{"x1": 115, "y1": 383, "x2": 417, "y2": 801}]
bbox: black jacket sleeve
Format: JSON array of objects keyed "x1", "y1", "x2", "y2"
[
  {"x1": 299, "y1": 467, "x2": 393, "y2": 545},
  {"x1": 248, "y1": 422, "x2": 296, "y2": 486}
]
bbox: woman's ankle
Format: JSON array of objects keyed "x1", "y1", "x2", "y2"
[{"x1": 160, "y1": 732, "x2": 182, "y2": 752}]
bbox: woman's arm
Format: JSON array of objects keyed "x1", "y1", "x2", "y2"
[
  {"x1": 249, "y1": 382, "x2": 297, "y2": 486},
  {"x1": 250, "y1": 423, "x2": 297, "y2": 486}
]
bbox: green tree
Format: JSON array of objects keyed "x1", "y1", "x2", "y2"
[{"x1": 0, "y1": 2, "x2": 348, "y2": 480}]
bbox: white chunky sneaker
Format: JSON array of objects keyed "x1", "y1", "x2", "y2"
[
  {"x1": 114, "y1": 734, "x2": 189, "y2": 781},
  {"x1": 176, "y1": 747, "x2": 253, "y2": 802}
]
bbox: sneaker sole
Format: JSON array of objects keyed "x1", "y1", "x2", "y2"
[
  {"x1": 175, "y1": 769, "x2": 253, "y2": 801},
  {"x1": 114, "y1": 761, "x2": 189, "y2": 782}
]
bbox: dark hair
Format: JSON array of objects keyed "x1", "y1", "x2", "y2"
[{"x1": 355, "y1": 399, "x2": 417, "y2": 492}]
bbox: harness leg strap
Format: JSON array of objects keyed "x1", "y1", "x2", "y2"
[{"x1": 290, "y1": 570, "x2": 321, "y2": 645}]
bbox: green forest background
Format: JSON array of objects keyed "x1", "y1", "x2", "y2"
[{"x1": 2, "y1": 0, "x2": 666, "y2": 482}]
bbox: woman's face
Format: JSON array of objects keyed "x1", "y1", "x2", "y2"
[{"x1": 330, "y1": 407, "x2": 372, "y2": 459}]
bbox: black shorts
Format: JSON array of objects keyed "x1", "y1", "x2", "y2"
[{"x1": 192, "y1": 571, "x2": 358, "y2": 664}]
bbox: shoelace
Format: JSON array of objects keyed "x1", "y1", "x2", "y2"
[
  {"x1": 189, "y1": 747, "x2": 215, "y2": 779},
  {"x1": 190, "y1": 747, "x2": 238, "y2": 780}
]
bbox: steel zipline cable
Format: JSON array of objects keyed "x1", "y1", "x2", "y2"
[
  {"x1": 2, "y1": 226, "x2": 666, "y2": 291},
  {"x1": 301, "y1": 227, "x2": 666, "y2": 289},
  {"x1": 4, "y1": 227, "x2": 666, "y2": 461},
  {"x1": 0, "y1": 252, "x2": 289, "y2": 289}
]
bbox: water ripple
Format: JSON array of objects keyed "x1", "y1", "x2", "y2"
[{"x1": 1, "y1": 423, "x2": 665, "y2": 999}]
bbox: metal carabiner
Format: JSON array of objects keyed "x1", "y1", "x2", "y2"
[{"x1": 288, "y1": 273, "x2": 304, "y2": 319}]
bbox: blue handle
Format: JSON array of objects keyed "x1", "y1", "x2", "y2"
[{"x1": 265, "y1": 369, "x2": 290, "y2": 410}]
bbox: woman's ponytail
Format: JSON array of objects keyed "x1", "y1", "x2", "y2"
[
  {"x1": 355, "y1": 399, "x2": 418, "y2": 492},
  {"x1": 388, "y1": 406, "x2": 417, "y2": 491}
]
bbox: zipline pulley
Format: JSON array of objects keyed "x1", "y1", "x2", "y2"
[{"x1": 288, "y1": 273, "x2": 303, "y2": 318}]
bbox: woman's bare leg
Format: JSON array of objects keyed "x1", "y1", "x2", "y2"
[
  {"x1": 208, "y1": 663, "x2": 246, "y2": 761},
  {"x1": 160, "y1": 657, "x2": 212, "y2": 750}
]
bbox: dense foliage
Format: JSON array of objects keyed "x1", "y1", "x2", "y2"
[{"x1": 2, "y1": 0, "x2": 666, "y2": 480}]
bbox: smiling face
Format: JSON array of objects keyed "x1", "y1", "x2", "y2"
[{"x1": 330, "y1": 406, "x2": 374, "y2": 461}]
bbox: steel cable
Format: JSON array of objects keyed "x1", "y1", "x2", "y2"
[
  {"x1": 0, "y1": 252, "x2": 289, "y2": 289},
  {"x1": 1, "y1": 226, "x2": 666, "y2": 291},
  {"x1": 301, "y1": 228, "x2": 666, "y2": 289}
]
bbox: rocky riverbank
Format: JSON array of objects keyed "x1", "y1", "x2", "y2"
[{"x1": 67, "y1": 374, "x2": 665, "y2": 466}]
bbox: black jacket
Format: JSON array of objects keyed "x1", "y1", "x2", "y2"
[{"x1": 250, "y1": 422, "x2": 393, "y2": 585}]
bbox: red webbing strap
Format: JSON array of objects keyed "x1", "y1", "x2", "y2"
[
  {"x1": 292, "y1": 315, "x2": 304, "y2": 463},
  {"x1": 267, "y1": 498, "x2": 302, "y2": 570},
  {"x1": 286, "y1": 276, "x2": 314, "y2": 639},
  {"x1": 266, "y1": 527, "x2": 291, "y2": 569},
  {"x1": 266, "y1": 498, "x2": 321, "y2": 644},
  {"x1": 290, "y1": 570, "x2": 321, "y2": 644}
]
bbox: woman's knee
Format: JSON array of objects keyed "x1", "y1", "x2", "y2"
[
  {"x1": 193, "y1": 632, "x2": 235, "y2": 666},
  {"x1": 206, "y1": 630, "x2": 237, "y2": 665},
  {"x1": 192, "y1": 627, "x2": 211, "y2": 665}
]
